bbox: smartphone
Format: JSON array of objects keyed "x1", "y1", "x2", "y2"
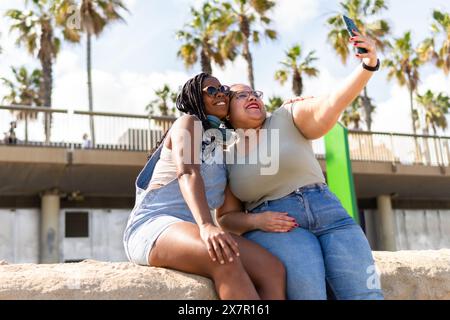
[{"x1": 342, "y1": 15, "x2": 368, "y2": 54}]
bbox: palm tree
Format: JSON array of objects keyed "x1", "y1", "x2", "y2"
[
  {"x1": 5, "y1": 0, "x2": 77, "y2": 143},
  {"x1": 176, "y1": 2, "x2": 232, "y2": 74},
  {"x1": 341, "y1": 97, "x2": 363, "y2": 130},
  {"x1": 56, "y1": 0, "x2": 128, "y2": 147},
  {"x1": 326, "y1": 0, "x2": 391, "y2": 130},
  {"x1": 274, "y1": 44, "x2": 319, "y2": 96},
  {"x1": 265, "y1": 95, "x2": 283, "y2": 113},
  {"x1": 219, "y1": 0, "x2": 277, "y2": 88},
  {"x1": 384, "y1": 31, "x2": 423, "y2": 135},
  {"x1": 416, "y1": 90, "x2": 449, "y2": 135},
  {"x1": 417, "y1": 10, "x2": 450, "y2": 76},
  {"x1": 146, "y1": 84, "x2": 178, "y2": 117},
  {"x1": 1, "y1": 66, "x2": 43, "y2": 142}
]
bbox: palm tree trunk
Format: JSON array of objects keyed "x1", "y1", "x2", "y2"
[
  {"x1": 240, "y1": 17, "x2": 255, "y2": 88},
  {"x1": 87, "y1": 32, "x2": 96, "y2": 147},
  {"x1": 242, "y1": 36, "x2": 255, "y2": 89},
  {"x1": 37, "y1": 18, "x2": 54, "y2": 144},
  {"x1": 362, "y1": 87, "x2": 372, "y2": 131},
  {"x1": 25, "y1": 113, "x2": 29, "y2": 143},
  {"x1": 292, "y1": 70, "x2": 302, "y2": 96},
  {"x1": 200, "y1": 47, "x2": 212, "y2": 75},
  {"x1": 409, "y1": 86, "x2": 417, "y2": 135},
  {"x1": 40, "y1": 47, "x2": 53, "y2": 145},
  {"x1": 409, "y1": 85, "x2": 422, "y2": 163}
]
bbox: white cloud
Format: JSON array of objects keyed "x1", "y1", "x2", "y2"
[
  {"x1": 267, "y1": 66, "x2": 341, "y2": 101},
  {"x1": 272, "y1": 0, "x2": 319, "y2": 33},
  {"x1": 301, "y1": 67, "x2": 340, "y2": 97},
  {"x1": 419, "y1": 72, "x2": 450, "y2": 94},
  {"x1": 123, "y1": 0, "x2": 138, "y2": 11},
  {"x1": 48, "y1": 50, "x2": 191, "y2": 144},
  {"x1": 53, "y1": 50, "x2": 189, "y2": 114},
  {"x1": 418, "y1": 72, "x2": 450, "y2": 135},
  {"x1": 370, "y1": 71, "x2": 450, "y2": 135},
  {"x1": 371, "y1": 72, "x2": 449, "y2": 135},
  {"x1": 211, "y1": 57, "x2": 341, "y2": 108},
  {"x1": 372, "y1": 84, "x2": 414, "y2": 134},
  {"x1": 212, "y1": 56, "x2": 293, "y2": 103},
  {"x1": 212, "y1": 56, "x2": 248, "y2": 87}
]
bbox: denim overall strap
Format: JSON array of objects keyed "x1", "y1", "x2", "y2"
[{"x1": 136, "y1": 142, "x2": 164, "y2": 195}]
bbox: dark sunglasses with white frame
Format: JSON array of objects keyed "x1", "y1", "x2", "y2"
[{"x1": 202, "y1": 85, "x2": 231, "y2": 97}]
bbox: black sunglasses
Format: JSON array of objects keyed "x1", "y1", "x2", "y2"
[{"x1": 202, "y1": 85, "x2": 231, "y2": 97}]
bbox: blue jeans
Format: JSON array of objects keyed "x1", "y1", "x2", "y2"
[{"x1": 244, "y1": 183, "x2": 384, "y2": 300}]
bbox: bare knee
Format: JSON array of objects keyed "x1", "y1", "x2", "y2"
[
  {"x1": 209, "y1": 257, "x2": 248, "y2": 281},
  {"x1": 256, "y1": 255, "x2": 286, "y2": 300}
]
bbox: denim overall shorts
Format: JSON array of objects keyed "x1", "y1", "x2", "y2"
[{"x1": 123, "y1": 136, "x2": 227, "y2": 266}]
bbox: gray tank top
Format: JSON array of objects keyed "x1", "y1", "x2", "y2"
[{"x1": 227, "y1": 103, "x2": 326, "y2": 211}]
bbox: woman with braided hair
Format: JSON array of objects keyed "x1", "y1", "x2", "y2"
[{"x1": 123, "y1": 73, "x2": 286, "y2": 300}]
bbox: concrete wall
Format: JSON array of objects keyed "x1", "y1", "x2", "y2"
[
  {"x1": 0, "y1": 209, "x2": 39, "y2": 263},
  {"x1": 0, "y1": 208, "x2": 129, "y2": 264},
  {"x1": 60, "y1": 209, "x2": 129, "y2": 263},
  {"x1": 395, "y1": 209, "x2": 450, "y2": 250},
  {"x1": 3, "y1": 206, "x2": 449, "y2": 263},
  {"x1": 364, "y1": 209, "x2": 450, "y2": 251},
  {"x1": 91, "y1": 209, "x2": 129, "y2": 262}
]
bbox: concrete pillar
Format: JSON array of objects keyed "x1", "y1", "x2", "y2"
[
  {"x1": 375, "y1": 195, "x2": 397, "y2": 251},
  {"x1": 40, "y1": 190, "x2": 61, "y2": 263}
]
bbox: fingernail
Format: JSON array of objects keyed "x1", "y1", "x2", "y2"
[
  {"x1": 229, "y1": 258, "x2": 233, "y2": 262},
  {"x1": 220, "y1": 261, "x2": 224, "y2": 264}
]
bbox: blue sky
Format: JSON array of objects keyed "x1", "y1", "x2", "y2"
[{"x1": 1, "y1": 0, "x2": 449, "y2": 135}]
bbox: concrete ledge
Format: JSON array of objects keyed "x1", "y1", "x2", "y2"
[
  {"x1": 0, "y1": 250, "x2": 449, "y2": 300},
  {"x1": 374, "y1": 250, "x2": 450, "y2": 300}
]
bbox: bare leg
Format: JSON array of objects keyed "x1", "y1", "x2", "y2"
[{"x1": 231, "y1": 233, "x2": 286, "y2": 300}]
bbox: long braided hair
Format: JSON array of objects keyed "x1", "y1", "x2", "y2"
[
  {"x1": 148, "y1": 73, "x2": 213, "y2": 158},
  {"x1": 176, "y1": 72, "x2": 212, "y2": 131}
]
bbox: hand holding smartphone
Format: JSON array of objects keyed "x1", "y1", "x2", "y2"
[{"x1": 342, "y1": 15, "x2": 368, "y2": 54}]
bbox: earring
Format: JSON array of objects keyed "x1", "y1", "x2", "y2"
[{"x1": 226, "y1": 115, "x2": 230, "y2": 121}]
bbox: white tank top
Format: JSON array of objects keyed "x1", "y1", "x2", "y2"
[{"x1": 148, "y1": 144, "x2": 177, "y2": 188}]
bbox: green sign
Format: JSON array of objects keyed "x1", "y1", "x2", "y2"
[{"x1": 324, "y1": 123, "x2": 360, "y2": 224}]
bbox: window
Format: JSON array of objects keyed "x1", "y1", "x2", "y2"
[
  {"x1": 65, "y1": 211, "x2": 89, "y2": 238},
  {"x1": 64, "y1": 259, "x2": 85, "y2": 263}
]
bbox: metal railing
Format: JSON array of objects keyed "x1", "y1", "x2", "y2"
[
  {"x1": 347, "y1": 130, "x2": 450, "y2": 167},
  {"x1": 311, "y1": 130, "x2": 450, "y2": 167},
  {"x1": 1, "y1": 105, "x2": 449, "y2": 167},
  {"x1": 0, "y1": 105, "x2": 176, "y2": 152}
]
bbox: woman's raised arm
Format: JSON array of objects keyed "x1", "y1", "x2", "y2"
[{"x1": 291, "y1": 30, "x2": 379, "y2": 140}]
